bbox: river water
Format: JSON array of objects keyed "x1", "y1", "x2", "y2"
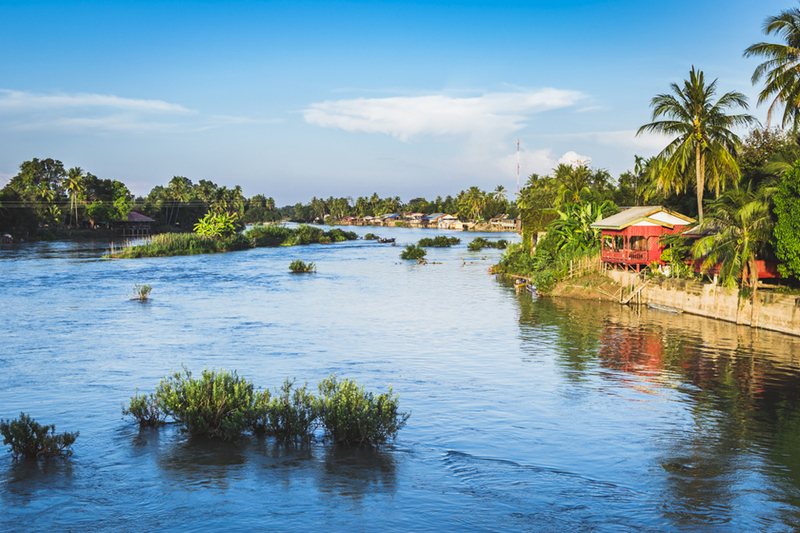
[{"x1": 3, "y1": 226, "x2": 800, "y2": 532}]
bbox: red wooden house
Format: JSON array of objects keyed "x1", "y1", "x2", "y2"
[{"x1": 591, "y1": 206, "x2": 695, "y2": 272}]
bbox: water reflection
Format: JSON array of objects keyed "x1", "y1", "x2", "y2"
[
  {"x1": 316, "y1": 445, "x2": 398, "y2": 501},
  {"x1": 518, "y1": 295, "x2": 800, "y2": 529},
  {"x1": 155, "y1": 434, "x2": 249, "y2": 491}
]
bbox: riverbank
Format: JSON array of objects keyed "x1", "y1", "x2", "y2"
[{"x1": 536, "y1": 269, "x2": 800, "y2": 337}]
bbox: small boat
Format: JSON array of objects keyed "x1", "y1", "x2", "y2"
[
  {"x1": 2, "y1": 233, "x2": 12, "y2": 244},
  {"x1": 377, "y1": 237, "x2": 395, "y2": 243},
  {"x1": 648, "y1": 303, "x2": 683, "y2": 314}
]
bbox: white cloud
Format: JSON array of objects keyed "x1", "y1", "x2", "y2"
[
  {"x1": 552, "y1": 129, "x2": 672, "y2": 155},
  {"x1": 303, "y1": 89, "x2": 586, "y2": 141},
  {"x1": 0, "y1": 89, "x2": 281, "y2": 134},
  {"x1": 558, "y1": 151, "x2": 592, "y2": 167},
  {"x1": 0, "y1": 89, "x2": 194, "y2": 114}
]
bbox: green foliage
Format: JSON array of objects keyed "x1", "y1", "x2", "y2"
[
  {"x1": 494, "y1": 237, "x2": 598, "y2": 292},
  {"x1": 255, "y1": 379, "x2": 318, "y2": 440},
  {"x1": 247, "y1": 224, "x2": 293, "y2": 246},
  {"x1": 548, "y1": 200, "x2": 617, "y2": 253},
  {"x1": 400, "y1": 244, "x2": 427, "y2": 260},
  {"x1": 774, "y1": 161, "x2": 800, "y2": 279},
  {"x1": 289, "y1": 259, "x2": 316, "y2": 273},
  {"x1": 317, "y1": 375, "x2": 409, "y2": 445},
  {"x1": 284, "y1": 224, "x2": 325, "y2": 245},
  {"x1": 364, "y1": 233, "x2": 379, "y2": 240},
  {"x1": 130, "y1": 283, "x2": 152, "y2": 301},
  {"x1": 659, "y1": 232, "x2": 695, "y2": 278},
  {"x1": 0, "y1": 413, "x2": 79, "y2": 459},
  {"x1": 122, "y1": 390, "x2": 167, "y2": 427},
  {"x1": 468, "y1": 237, "x2": 508, "y2": 251},
  {"x1": 155, "y1": 367, "x2": 268, "y2": 441},
  {"x1": 194, "y1": 211, "x2": 239, "y2": 238},
  {"x1": 418, "y1": 235, "x2": 460, "y2": 247},
  {"x1": 112, "y1": 232, "x2": 252, "y2": 258},
  {"x1": 326, "y1": 228, "x2": 358, "y2": 242}
]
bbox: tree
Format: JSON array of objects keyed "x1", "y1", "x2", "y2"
[
  {"x1": 744, "y1": 7, "x2": 800, "y2": 130},
  {"x1": 64, "y1": 167, "x2": 84, "y2": 227},
  {"x1": 493, "y1": 185, "x2": 507, "y2": 202},
  {"x1": 637, "y1": 67, "x2": 757, "y2": 222},
  {"x1": 693, "y1": 184, "x2": 774, "y2": 323},
  {"x1": 773, "y1": 160, "x2": 800, "y2": 279}
]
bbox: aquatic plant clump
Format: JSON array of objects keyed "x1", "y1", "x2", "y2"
[
  {"x1": 254, "y1": 379, "x2": 318, "y2": 440},
  {"x1": 155, "y1": 367, "x2": 269, "y2": 441},
  {"x1": 468, "y1": 238, "x2": 509, "y2": 251},
  {"x1": 122, "y1": 390, "x2": 167, "y2": 427},
  {"x1": 130, "y1": 283, "x2": 152, "y2": 301},
  {"x1": 317, "y1": 375, "x2": 409, "y2": 445},
  {"x1": 289, "y1": 260, "x2": 316, "y2": 273},
  {"x1": 400, "y1": 244, "x2": 427, "y2": 260},
  {"x1": 0, "y1": 413, "x2": 79, "y2": 459},
  {"x1": 364, "y1": 233, "x2": 379, "y2": 240},
  {"x1": 418, "y1": 235, "x2": 460, "y2": 247}
]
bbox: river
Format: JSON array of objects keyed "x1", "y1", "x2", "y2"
[{"x1": 2, "y1": 226, "x2": 800, "y2": 532}]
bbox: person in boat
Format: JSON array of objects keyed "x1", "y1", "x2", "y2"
[{"x1": 2, "y1": 234, "x2": 12, "y2": 244}]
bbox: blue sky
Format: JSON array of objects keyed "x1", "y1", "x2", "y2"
[{"x1": 0, "y1": 0, "x2": 792, "y2": 204}]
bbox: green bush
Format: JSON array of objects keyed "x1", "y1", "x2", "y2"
[
  {"x1": 469, "y1": 237, "x2": 509, "y2": 251},
  {"x1": 194, "y1": 211, "x2": 240, "y2": 238},
  {"x1": 284, "y1": 224, "x2": 326, "y2": 246},
  {"x1": 400, "y1": 244, "x2": 427, "y2": 260},
  {"x1": 155, "y1": 367, "x2": 269, "y2": 441},
  {"x1": 317, "y1": 375, "x2": 409, "y2": 445},
  {"x1": 364, "y1": 233, "x2": 379, "y2": 240},
  {"x1": 122, "y1": 390, "x2": 167, "y2": 427},
  {"x1": 255, "y1": 379, "x2": 318, "y2": 440},
  {"x1": 247, "y1": 224, "x2": 293, "y2": 246},
  {"x1": 326, "y1": 228, "x2": 358, "y2": 242},
  {"x1": 0, "y1": 413, "x2": 79, "y2": 459},
  {"x1": 289, "y1": 259, "x2": 316, "y2": 273},
  {"x1": 129, "y1": 283, "x2": 152, "y2": 301},
  {"x1": 418, "y1": 235, "x2": 460, "y2": 247}
]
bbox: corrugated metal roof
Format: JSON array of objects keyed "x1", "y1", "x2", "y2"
[{"x1": 590, "y1": 206, "x2": 693, "y2": 230}]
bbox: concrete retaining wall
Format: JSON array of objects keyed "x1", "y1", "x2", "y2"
[{"x1": 605, "y1": 270, "x2": 800, "y2": 337}]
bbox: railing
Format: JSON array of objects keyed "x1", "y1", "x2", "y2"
[{"x1": 601, "y1": 249, "x2": 649, "y2": 262}]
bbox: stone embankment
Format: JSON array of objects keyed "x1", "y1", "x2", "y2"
[{"x1": 599, "y1": 270, "x2": 800, "y2": 337}]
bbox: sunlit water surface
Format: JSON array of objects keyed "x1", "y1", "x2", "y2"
[{"x1": 3, "y1": 226, "x2": 800, "y2": 532}]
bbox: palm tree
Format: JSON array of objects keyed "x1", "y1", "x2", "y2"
[
  {"x1": 693, "y1": 184, "x2": 773, "y2": 323},
  {"x1": 553, "y1": 163, "x2": 592, "y2": 206},
  {"x1": 493, "y1": 185, "x2": 507, "y2": 202},
  {"x1": 64, "y1": 167, "x2": 84, "y2": 228},
  {"x1": 744, "y1": 7, "x2": 800, "y2": 130},
  {"x1": 637, "y1": 67, "x2": 756, "y2": 222}
]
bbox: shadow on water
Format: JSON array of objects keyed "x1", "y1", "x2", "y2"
[{"x1": 315, "y1": 444, "x2": 398, "y2": 501}]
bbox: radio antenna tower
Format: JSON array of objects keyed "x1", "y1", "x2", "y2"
[{"x1": 516, "y1": 139, "x2": 520, "y2": 194}]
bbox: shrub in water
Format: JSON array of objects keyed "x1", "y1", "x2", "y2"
[
  {"x1": 400, "y1": 244, "x2": 427, "y2": 260},
  {"x1": 0, "y1": 413, "x2": 79, "y2": 459},
  {"x1": 130, "y1": 283, "x2": 152, "y2": 301},
  {"x1": 364, "y1": 233, "x2": 379, "y2": 240},
  {"x1": 247, "y1": 224, "x2": 293, "y2": 246},
  {"x1": 418, "y1": 235, "x2": 460, "y2": 247},
  {"x1": 317, "y1": 375, "x2": 409, "y2": 445},
  {"x1": 325, "y1": 228, "x2": 358, "y2": 242},
  {"x1": 255, "y1": 379, "x2": 318, "y2": 440},
  {"x1": 156, "y1": 366, "x2": 269, "y2": 441},
  {"x1": 468, "y1": 238, "x2": 508, "y2": 251},
  {"x1": 289, "y1": 259, "x2": 316, "y2": 273},
  {"x1": 284, "y1": 224, "x2": 326, "y2": 246},
  {"x1": 122, "y1": 389, "x2": 167, "y2": 427}
]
